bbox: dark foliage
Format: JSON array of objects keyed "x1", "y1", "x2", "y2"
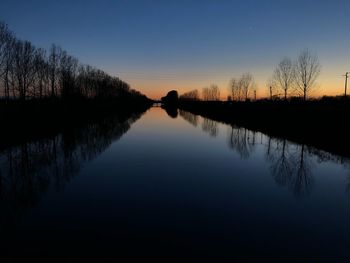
[
  {"x1": 0, "y1": 21, "x2": 151, "y2": 103},
  {"x1": 178, "y1": 98, "x2": 350, "y2": 158},
  {"x1": 161, "y1": 90, "x2": 178, "y2": 106}
]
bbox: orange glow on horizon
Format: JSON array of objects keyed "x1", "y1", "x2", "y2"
[
  {"x1": 127, "y1": 77, "x2": 346, "y2": 101},
  {"x1": 119, "y1": 63, "x2": 349, "y2": 100}
]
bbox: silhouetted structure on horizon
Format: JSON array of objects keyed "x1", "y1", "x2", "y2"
[{"x1": 161, "y1": 90, "x2": 178, "y2": 106}]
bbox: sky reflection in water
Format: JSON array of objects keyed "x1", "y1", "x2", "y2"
[{"x1": 0, "y1": 107, "x2": 350, "y2": 261}]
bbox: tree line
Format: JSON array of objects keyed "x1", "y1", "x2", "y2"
[
  {"x1": 0, "y1": 21, "x2": 147, "y2": 101},
  {"x1": 179, "y1": 49, "x2": 321, "y2": 102},
  {"x1": 268, "y1": 49, "x2": 321, "y2": 101},
  {"x1": 179, "y1": 73, "x2": 256, "y2": 102},
  {"x1": 180, "y1": 85, "x2": 221, "y2": 101}
]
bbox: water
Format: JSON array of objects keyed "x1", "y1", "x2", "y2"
[{"x1": 1, "y1": 107, "x2": 350, "y2": 261}]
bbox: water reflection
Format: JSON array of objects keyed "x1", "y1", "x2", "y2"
[
  {"x1": 228, "y1": 124, "x2": 315, "y2": 196},
  {"x1": 228, "y1": 126, "x2": 256, "y2": 159},
  {"x1": 162, "y1": 105, "x2": 178, "y2": 118},
  {"x1": 266, "y1": 139, "x2": 295, "y2": 186},
  {"x1": 179, "y1": 110, "x2": 350, "y2": 196},
  {"x1": 179, "y1": 110, "x2": 199, "y2": 127},
  {"x1": 1, "y1": 107, "x2": 350, "y2": 260},
  {"x1": 202, "y1": 118, "x2": 218, "y2": 137},
  {"x1": 179, "y1": 109, "x2": 218, "y2": 137},
  {"x1": 0, "y1": 111, "x2": 144, "y2": 213},
  {"x1": 265, "y1": 138, "x2": 313, "y2": 196}
]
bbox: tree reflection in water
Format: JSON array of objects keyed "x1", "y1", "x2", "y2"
[
  {"x1": 266, "y1": 139, "x2": 295, "y2": 187},
  {"x1": 226, "y1": 124, "x2": 315, "y2": 196},
  {"x1": 179, "y1": 110, "x2": 218, "y2": 137},
  {"x1": 202, "y1": 118, "x2": 218, "y2": 137},
  {"x1": 177, "y1": 109, "x2": 349, "y2": 196},
  {"x1": 293, "y1": 144, "x2": 314, "y2": 196},
  {"x1": 228, "y1": 125, "x2": 256, "y2": 159},
  {"x1": 179, "y1": 110, "x2": 199, "y2": 127},
  {"x1": 0, "y1": 111, "x2": 144, "y2": 215},
  {"x1": 265, "y1": 137, "x2": 314, "y2": 196}
]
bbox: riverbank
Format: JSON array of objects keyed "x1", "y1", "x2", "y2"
[
  {"x1": 178, "y1": 98, "x2": 350, "y2": 158},
  {"x1": 0, "y1": 98, "x2": 153, "y2": 149}
]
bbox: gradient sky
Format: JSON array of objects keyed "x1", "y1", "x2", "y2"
[{"x1": 1, "y1": 0, "x2": 350, "y2": 99}]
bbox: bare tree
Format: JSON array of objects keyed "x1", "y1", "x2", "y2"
[
  {"x1": 202, "y1": 84, "x2": 220, "y2": 101},
  {"x1": 0, "y1": 21, "x2": 15, "y2": 99},
  {"x1": 0, "y1": 22, "x2": 148, "y2": 102},
  {"x1": 210, "y1": 84, "x2": 220, "y2": 101},
  {"x1": 59, "y1": 50, "x2": 78, "y2": 98},
  {"x1": 33, "y1": 48, "x2": 49, "y2": 98},
  {"x1": 12, "y1": 40, "x2": 36, "y2": 100},
  {"x1": 49, "y1": 44, "x2": 61, "y2": 97},
  {"x1": 240, "y1": 73, "x2": 253, "y2": 101},
  {"x1": 229, "y1": 78, "x2": 241, "y2": 101},
  {"x1": 294, "y1": 49, "x2": 321, "y2": 100},
  {"x1": 273, "y1": 57, "x2": 294, "y2": 100},
  {"x1": 0, "y1": 21, "x2": 9, "y2": 78},
  {"x1": 202, "y1": 87, "x2": 209, "y2": 101},
  {"x1": 179, "y1": 89, "x2": 199, "y2": 101}
]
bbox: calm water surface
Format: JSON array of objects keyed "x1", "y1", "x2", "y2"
[{"x1": 1, "y1": 107, "x2": 350, "y2": 261}]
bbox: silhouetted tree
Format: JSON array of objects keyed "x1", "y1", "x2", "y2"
[
  {"x1": 59, "y1": 50, "x2": 78, "y2": 99},
  {"x1": 33, "y1": 48, "x2": 49, "y2": 98},
  {"x1": 48, "y1": 44, "x2": 61, "y2": 97},
  {"x1": 229, "y1": 78, "x2": 241, "y2": 101},
  {"x1": 294, "y1": 49, "x2": 321, "y2": 100},
  {"x1": 202, "y1": 84, "x2": 220, "y2": 101},
  {"x1": 0, "y1": 22, "x2": 9, "y2": 79},
  {"x1": 12, "y1": 40, "x2": 36, "y2": 100},
  {"x1": 161, "y1": 90, "x2": 178, "y2": 105},
  {"x1": 239, "y1": 73, "x2": 254, "y2": 101},
  {"x1": 0, "y1": 22, "x2": 149, "y2": 101},
  {"x1": 0, "y1": 21, "x2": 15, "y2": 100},
  {"x1": 179, "y1": 89, "x2": 199, "y2": 101},
  {"x1": 273, "y1": 57, "x2": 294, "y2": 100}
]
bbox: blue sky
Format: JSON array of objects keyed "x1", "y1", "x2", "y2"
[{"x1": 1, "y1": 0, "x2": 350, "y2": 98}]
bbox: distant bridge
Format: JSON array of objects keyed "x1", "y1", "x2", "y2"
[{"x1": 153, "y1": 101, "x2": 163, "y2": 107}]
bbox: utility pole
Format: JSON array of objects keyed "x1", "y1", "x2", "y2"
[
  {"x1": 254, "y1": 90, "x2": 257, "y2": 101},
  {"x1": 270, "y1": 86, "x2": 272, "y2": 100},
  {"x1": 344, "y1": 72, "x2": 349, "y2": 97}
]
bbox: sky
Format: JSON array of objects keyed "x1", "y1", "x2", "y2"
[{"x1": 1, "y1": 0, "x2": 350, "y2": 99}]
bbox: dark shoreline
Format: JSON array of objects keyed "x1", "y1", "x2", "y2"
[
  {"x1": 177, "y1": 99, "x2": 350, "y2": 159},
  {"x1": 0, "y1": 99, "x2": 153, "y2": 150}
]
